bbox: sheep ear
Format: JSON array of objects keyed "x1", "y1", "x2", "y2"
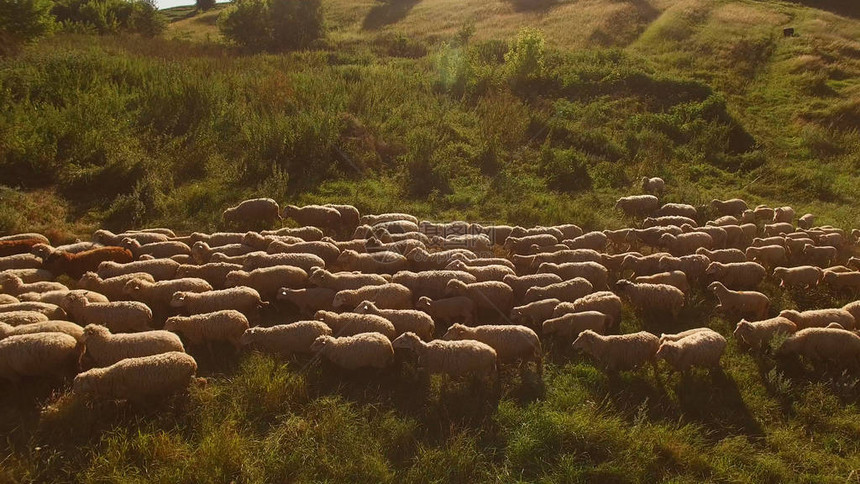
[{"x1": 178, "y1": 294, "x2": 186, "y2": 301}]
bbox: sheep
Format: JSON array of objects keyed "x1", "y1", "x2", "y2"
[
  {"x1": 307, "y1": 267, "x2": 388, "y2": 291},
  {"x1": 563, "y1": 232, "x2": 608, "y2": 251},
  {"x1": 361, "y1": 213, "x2": 420, "y2": 226},
  {"x1": 659, "y1": 232, "x2": 712, "y2": 256},
  {"x1": 443, "y1": 260, "x2": 513, "y2": 283},
  {"x1": 683, "y1": 225, "x2": 727, "y2": 249},
  {"x1": 419, "y1": 221, "x2": 480, "y2": 238},
  {"x1": 64, "y1": 293, "x2": 152, "y2": 333},
  {"x1": 572, "y1": 330, "x2": 659, "y2": 372},
  {"x1": 416, "y1": 296, "x2": 475, "y2": 327},
  {"x1": 779, "y1": 308, "x2": 856, "y2": 330},
  {"x1": 392, "y1": 270, "x2": 477, "y2": 300},
  {"x1": 620, "y1": 252, "x2": 672, "y2": 277},
  {"x1": 266, "y1": 240, "x2": 341, "y2": 263},
  {"x1": 122, "y1": 277, "x2": 213, "y2": 312},
  {"x1": 0, "y1": 302, "x2": 66, "y2": 320},
  {"x1": 710, "y1": 198, "x2": 748, "y2": 217},
  {"x1": 448, "y1": 255, "x2": 515, "y2": 271},
  {"x1": 430, "y1": 234, "x2": 492, "y2": 253},
  {"x1": 511, "y1": 298, "x2": 562, "y2": 327},
  {"x1": 261, "y1": 226, "x2": 325, "y2": 241},
  {"x1": 173, "y1": 263, "x2": 240, "y2": 290},
  {"x1": 776, "y1": 327, "x2": 860, "y2": 371},
  {"x1": 1, "y1": 268, "x2": 54, "y2": 284},
  {"x1": 240, "y1": 320, "x2": 332, "y2": 355},
  {"x1": 656, "y1": 330, "x2": 726, "y2": 373},
  {"x1": 135, "y1": 228, "x2": 176, "y2": 237},
  {"x1": 315, "y1": 310, "x2": 396, "y2": 339},
  {"x1": 0, "y1": 294, "x2": 18, "y2": 305},
  {"x1": 391, "y1": 332, "x2": 496, "y2": 377},
  {"x1": 332, "y1": 283, "x2": 412, "y2": 310},
  {"x1": 512, "y1": 249, "x2": 602, "y2": 273},
  {"x1": 733, "y1": 317, "x2": 797, "y2": 350},
  {"x1": 121, "y1": 238, "x2": 190, "y2": 260},
  {"x1": 772, "y1": 206, "x2": 795, "y2": 224},
  {"x1": 223, "y1": 266, "x2": 307, "y2": 300},
  {"x1": 191, "y1": 241, "x2": 257, "y2": 264},
  {"x1": 696, "y1": 248, "x2": 746, "y2": 264},
  {"x1": 80, "y1": 324, "x2": 184, "y2": 367},
  {"x1": 93, "y1": 230, "x2": 167, "y2": 246},
  {"x1": 524, "y1": 277, "x2": 593, "y2": 304},
  {"x1": 335, "y1": 250, "x2": 407, "y2": 275},
  {"x1": 445, "y1": 280, "x2": 513, "y2": 317},
  {"x1": 615, "y1": 279, "x2": 685, "y2": 316},
  {"x1": 164, "y1": 310, "x2": 250, "y2": 350},
  {"x1": 821, "y1": 271, "x2": 860, "y2": 293},
  {"x1": 640, "y1": 176, "x2": 665, "y2": 195},
  {"x1": 752, "y1": 205, "x2": 774, "y2": 222},
  {"x1": 818, "y1": 232, "x2": 846, "y2": 249},
  {"x1": 644, "y1": 216, "x2": 697, "y2": 229},
  {"x1": 542, "y1": 311, "x2": 610, "y2": 340},
  {"x1": 277, "y1": 287, "x2": 336, "y2": 315},
  {"x1": 705, "y1": 262, "x2": 766, "y2": 290},
  {"x1": 0, "y1": 254, "x2": 43, "y2": 272},
  {"x1": 633, "y1": 271, "x2": 690, "y2": 294},
  {"x1": 509, "y1": 226, "x2": 564, "y2": 240},
  {"x1": 73, "y1": 351, "x2": 198, "y2": 402},
  {"x1": 553, "y1": 224, "x2": 584, "y2": 240},
  {"x1": 443, "y1": 323, "x2": 541, "y2": 368},
  {"x1": 42, "y1": 247, "x2": 133, "y2": 279},
  {"x1": 366, "y1": 237, "x2": 424, "y2": 257},
  {"x1": 0, "y1": 273, "x2": 66, "y2": 296},
  {"x1": 0, "y1": 237, "x2": 46, "y2": 257},
  {"x1": 98, "y1": 259, "x2": 180, "y2": 281},
  {"x1": 772, "y1": 266, "x2": 822, "y2": 289},
  {"x1": 843, "y1": 301, "x2": 860, "y2": 322},
  {"x1": 310, "y1": 333, "x2": 394, "y2": 370},
  {"x1": 502, "y1": 234, "x2": 559, "y2": 255},
  {"x1": 503, "y1": 274, "x2": 562, "y2": 304},
  {"x1": 405, "y1": 248, "x2": 476, "y2": 271},
  {"x1": 614, "y1": 195, "x2": 659, "y2": 218},
  {"x1": 0, "y1": 321, "x2": 84, "y2": 341},
  {"x1": 603, "y1": 229, "x2": 633, "y2": 251},
  {"x1": 77, "y1": 272, "x2": 151, "y2": 301},
  {"x1": 555, "y1": 291, "x2": 624, "y2": 328},
  {"x1": 170, "y1": 287, "x2": 266, "y2": 319},
  {"x1": 478, "y1": 224, "x2": 515, "y2": 246},
  {"x1": 354, "y1": 300, "x2": 435, "y2": 340},
  {"x1": 324, "y1": 204, "x2": 360, "y2": 231},
  {"x1": 707, "y1": 281, "x2": 770, "y2": 319},
  {"x1": 222, "y1": 198, "x2": 281, "y2": 228},
  {"x1": 0, "y1": 310, "x2": 50, "y2": 326},
  {"x1": 370, "y1": 220, "x2": 420, "y2": 236},
  {"x1": 656, "y1": 203, "x2": 697, "y2": 219},
  {"x1": 537, "y1": 262, "x2": 608, "y2": 290},
  {"x1": 801, "y1": 244, "x2": 837, "y2": 268},
  {"x1": 764, "y1": 223, "x2": 794, "y2": 237},
  {"x1": 1, "y1": 233, "x2": 49, "y2": 243},
  {"x1": 243, "y1": 252, "x2": 326, "y2": 273},
  {"x1": 744, "y1": 245, "x2": 787, "y2": 269},
  {"x1": 658, "y1": 328, "x2": 714, "y2": 344},
  {"x1": 18, "y1": 289, "x2": 107, "y2": 309},
  {"x1": 282, "y1": 204, "x2": 341, "y2": 229},
  {"x1": 0, "y1": 332, "x2": 81, "y2": 383}
]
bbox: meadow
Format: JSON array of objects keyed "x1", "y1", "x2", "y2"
[{"x1": 1, "y1": 0, "x2": 860, "y2": 481}]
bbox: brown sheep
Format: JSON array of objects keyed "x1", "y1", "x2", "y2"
[{"x1": 43, "y1": 247, "x2": 134, "y2": 279}]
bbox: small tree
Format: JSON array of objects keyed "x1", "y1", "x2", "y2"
[
  {"x1": 218, "y1": 0, "x2": 324, "y2": 52},
  {"x1": 504, "y1": 27, "x2": 545, "y2": 85},
  {"x1": 0, "y1": 0, "x2": 54, "y2": 50},
  {"x1": 196, "y1": 0, "x2": 215, "y2": 12}
]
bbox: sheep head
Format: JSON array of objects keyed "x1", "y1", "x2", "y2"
[{"x1": 442, "y1": 323, "x2": 471, "y2": 341}]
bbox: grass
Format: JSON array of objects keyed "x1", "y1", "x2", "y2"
[{"x1": 1, "y1": 0, "x2": 860, "y2": 480}]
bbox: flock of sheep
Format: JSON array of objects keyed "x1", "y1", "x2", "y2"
[{"x1": 2, "y1": 183, "x2": 860, "y2": 403}]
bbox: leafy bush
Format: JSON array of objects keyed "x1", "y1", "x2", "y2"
[
  {"x1": 218, "y1": 0, "x2": 324, "y2": 52},
  {"x1": 51, "y1": 0, "x2": 165, "y2": 36},
  {"x1": 197, "y1": 0, "x2": 216, "y2": 11},
  {"x1": 539, "y1": 146, "x2": 591, "y2": 193},
  {"x1": 434, "y1": 43, "x2": 473, "y2": 97},
  {"x1": 504, "y1": 28, "x2": 545, "y2": 86},
  {"x1": 0, "y1": 0, "x2": 54, "y2": 52}
]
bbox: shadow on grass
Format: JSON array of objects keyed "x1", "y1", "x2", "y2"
[
  {"x1": 506, "y1": 0, "x2": 559, "y2": 13},
  {"x1": 673, "y1": 369, "x2": 764, "y2": 441},
  {"x1": 786, "y1": 0, "x2": 859, "y2": 19},
  {"x1": 362, "y1": 0, "x2": 420, "y2": 30}
]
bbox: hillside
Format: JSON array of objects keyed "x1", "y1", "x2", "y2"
[{"x1": 1, "y1": 0, "x2": 860, "y2": 481}]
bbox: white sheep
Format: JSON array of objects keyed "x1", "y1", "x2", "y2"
[
  {"x1": 332, "y1": 283, "x2": 413, "y2": 310},
  {"x1": 73, "y1": 351, "x2": 198, "y2": 401},
  {"x1": 335, "y1": 250, "x2": 408, "y2": 275},
  {"x1": 764, "y1": 223, "x2": 794, "y2": 237},
  {"x1": 93, "y1": 229, "x2": 168, "y2": 246},
  {"x1": 170, "y1": 287, "x2": 266, "y2": 319},
  {"x1": 641, "y1": 176, "x2": 665, "y2": 195},
  {"x1": 442, "y1": 323, "x2": 541, "y2": 369},
  {"x1": 1, "y1": 268, "x2": 54, "y2": 284},
  {"x1": 694, "y1": 248, "x2": 746, "y2": 264},
  {"x1": 175, "y1": 262, "x2": 244, "y2": 289},
  {"x1": 658, "y1": 328, "x2": 714, "y2": 344},
  {"x1": 733, "y1": 317, "x2": 797, "y2": 350},
  {"x1": 354, "y1": 301, "x2": 434, "y2": 341},
  {"x1": 0, "y1": 320, "x2": 83, "y2": 341},
  {"x1": 282, "y1": 204, "x2": 341, "y2": 229},
  {"x1": 705, "y1": 261, "x2": 766, "y2": 290},
  {"x1": 659, "y1": 232, "x2": 712, "y2": 256},
  {"x1": 164, "y1": 310, "x2": 250, "y2": 350},
  {"x1": 801, "y1": 244, "x2": 837, "y2": 268},
  {"x1": 503, "y1": 234, "x2": 559, "y2": 254},
  {"x1": 405, "y1": 248, "x2": 477, "y2": 271},
  {"x1": 121, "y1": 238, "x2": 191, "y2": 260},
  {"x1": 843, "y1": 300, "x2": 860, "y2": 323},
  {"x1": 621, "y1": 252, "x2": 672, "y2": 276},
  {"x1": 745, "y1": 245, "x2": 787, "y2": 269},
  {"x1": 707, "y1": 281, "x2": 770, "y2": 319},
  {"x1": 751, "y1": 236, "x2": 786, "y2": 247},
  {"x1": 243, "y1": 252, "x2": 326, "y2": 273},
  {"x1": 683, "y1": 225, "x2": 726, "y2": 249},
  {"x1": 710, "y1": 198, "x2": 748, "y2": 217},
  {"x1": 310, "y1": 333, "x2": 393, "y2": 370},
  {"x1": 81, "y1": 324, "x2": 184, "y2": 367},
  {"x1": 416, "y1": 296, "x2": 475, "y2": 327},
  {"x1": 223, "y1": 266, "x2": 307, "y2": 300},
  {"x1": 0, "y1": 294, "x2": 17, "y2": 305},
  {"x1": 523, "y1": 277, "x2": 593, "y2": 303},
  {"x1": 0, "y1": 273, "x2": 66, "y2": 297},
  {"x1": 614, "y1": 279, "x2": 685, "y2": 317},
  {"x1": 633, "y1": 271, "x2": 690, "y2": 294},
  {"x1": 555, "y1": 291, "x2": 623, "y2": 330},
  {"x1": 656, "y1": 203, "x2": 697, "y2": 219},
  {"x1": 563, "y1": 231, "x2": 608, "y2": 251},
  {"x1": 821, "y1": 271, "x2": 860, "y2": 293},
  {"x1": 122, "y1": 277, "x2": 213, "y2": 312},
  {"x1": 772, "y1": 206, "x2": 795, "y2": 224},
  {"x1": 503, "y1": 273, "x2": 563, "y2": 304},
  {"x1": 361, "y1": 213, "x2": 420, "y2": 226},
  {"x1": 572, "y1": 330, "x2": 659, "y2": 372},
  {"x1": 222, "y1": 198, "x2": 281, "y2": 228},
  {"x1": 753, "y1": 205, "x2": 774, "y2": 222},
  {"x1": 64, "y1": 293, "x2": 152, "y2": 333},
  {"x1": 391, "y1": 331, "x2": 497, "y2": 377},
  {"x1": 656, "y1": 330, "x2": 726, "y2": 373},
  {"x1": 240, "y1": 321, "x2": 332, "y2": 354},
  {"x1": 445, "y1": 280, "x2": 513, "y2": 317},
  {"x1": 542, "y1": 311, "x2": 610, "y2": 340},
  {"x1": 0, "y1": 310, "x2": 50, "y2": 326},
  {"x1": 448, "y1": 255, "x2": 515, "y2": 271},
  {"x1": 779, "y1": 308, "x2": 856, "y2": 330},
  {"x1": 615, "y1": 195, "x2": 659, "y2": 217},
  {"x1": 776, "y1": 327, "x2": 860, "y2": 371},
  {"x1": 267, "y1": 240, "x2": 341, "y2": 265},
  {"x1": 97, "y1": 259, "x2": 180, "y2": 281},
  {"x1": 0, "y1": 254, "x2": 46, "y2": 271},
  {"x1": 19, "y1": 289, "x2": 108, "y2": 310},
  {"x1": 315, "y1": 310, "x2": 396, "y2": 339},
  {"x1": 537, "y1": 262, "x2": 608, "y2": 290},
  {"x1": 0, "y1": 332, "x2": 81, "y2": 382},
  {"x1": 191, "y1": 241, "x2": 257, "y2": 264},
  {"x1": 445, "y1": 260, "x2": 514, "y2": 282},
  {"x1": 277, "y1": 287, "x2": 336, "y2": 315},
  {"x1": 0, "y1": 302, "x2": 66, "y2": 320},
  {"x1": 392, "y1": 270, "x2": 477, "y2": 300},
  {"x1": 644, "y1": 216, "x2": 697, "y2": 229},
  {"x1": 511, "y1": 298, "x2": 561, "y2": 327},
  {"x1": 78, "y1": 271, "x2": 156, "y2": 300}
]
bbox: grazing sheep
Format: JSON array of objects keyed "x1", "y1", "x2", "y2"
[
  {"x1": 564, "y1": 231, "x2": 608, "y2": 251},
  {"x1": 336, "y1": 250, "x2": 408, "y2": 275},
  {"x1": 191, "y1": 242, "x2": 257, "y2": 264},
  {"x1": 633, "y1": 271, "x2": 690, "y2": 294},
  {"x1": 682, "y1": 225, "x2": 727, "y2": 249},
  {"x1": 81, "y1": 324, "x2": 184, "y2": 367},
  {"x1": 658, "y1": 328, "x2": 714, "y2": 344},
  {"x1": 77, "y1": 272, "x2": 151, "y2": 302},
  {"x1": 93, "y1": 230, "x2": 168, "y2": 246},
  {"x1": 615, "y1": 280, "x2": 685, "y2": 316},
  {"x1": 818, "y1": 232, "x2": 846, "y2": 249},
  {"x1": 310, "y1": 333, "x2": 394, "y2": 370},
  {"x1": 393, "y1": 270, "x2": 477, "y2": 300},
  {"x1": 779, "y1": 308, "x2": 856, "y2": 330},
  {"x1": 509, "y1": 226, "x2": 564, "y2": 240},
  {"x1": 503, "y1": 273, "x2": 563, "y2": 304},
  {"x1": 224, "y1": 266, "x2": 307, "y2": 300},
  {"x1": 710, "y1": 199, "x2": 748, "y2": 217},
  {"x1": 64, "y1": 293, "x2": 152, "y2": 333},
  {"x1": 622, "y1": 252, "x2": 675, "y2": 277},
  {"x1": 777, "y1": 328, "x2": 860, "y2": 370},
  {"x1": 503, "y1": 234, "x2": 559, "y2": 254},
  {"x1": 443, "y1": 323, "x2": 541, "y2": 368},
  {"x1": 266, "y1": 240, "x2": 340, "y2": 264},
  {"x1": 44, "y1": 247, "x2": 134, "y2": 279},
  {"x1": 241, "y1": 321, "x2": 332, "y2": 354},
  {"x1": 695, "y1": 248, "x2": 746, "y2": 264},
  {"x1": 772, "y1": 266, "x2": 822, "y2": 289},
  {"x1": 366, "y1": 237, "x2": 425, "y2": 257},
  {"x1": 1, "y1": 268, "x2": 55, "y2": 284},
  {"x1": 751, "y1": 236, "x2": 786, "y2": 248},
  {"x1": 0, "y1": 273, "x2": 66, "y2": 296},
  {"x1": 764, "y1": 223, "x2": 794, "y2": 237},
  {"x1": 445, "y1": 280, "x2": 513, "y2": 317},
  {"x1": 656, "y1": 330, "x2": 726, "y2": 373},
  {"x1": 615, "y1": 195, "x2": 659, "y2": 217},
  {"x1": 512, "y1": 249, "x2": 603, "y2": 273},
  {"x1": 174, "y1": 263, "x2": 242, "y2": 290},
  {"x1": 478, "y1": 224, "x2": 515, "y2": 246},
  {"x1": 821, "y1": 271, "x2": 860, "y2": 293},
  {"x1": 416, "y1": 296, "x2": 476, "y2": 327},
  {"x1": 308, "y1": 267, "x2": 389, "y2": 291},
  {"x1": 98, "y1": 259, "x2": 180, "y2": 282},
  {"x1": 0, "y1": 333, "x2": 81, "y2": 382},
  {"x1": 122, "y1": 277, "x2": 213, "y2": 313},
  {"x1": 753, "y1": 205, "x2": 775, "y2": 222},
  {"x1": 243, "y1": 232, "x2": 302, "y2": 251},
  {"x1": 277, "y1": 287, "x2": 336, "y2": 315},
  {"x1": 73, "y1": 351, "x2": 197, "y2": 402},
  {"x1": 511, "y1": 298, "x2": 561, "y2": 327},
  {"x1": 315, "y1": 310, "x2": 396, "y2": 339},
  {"x1": 644, "y1": 216, "x2": 698, "y2": 229},
  {"x1": 431, "y1": 234, "x2": 492, "y2": 253},
  {"x1": 1, "y1": 233, "x2": 49, "y2": 243},
  {"x1": 0, "y1": 254, "x2": 43, "y2": 272},
  {"x1": 801, "y1": 244, "x2": 837, "y2": 268},
  {"x1": 222, "y1": 198, "x2": 281, "y2": 228},
  {"x1": 261, "y1": 226, "x2": 325, "y2": 241},
  {"x1": 164, "y1": 310, "x2": 250, "y2": 350},
  {"x1": 772, "y1": 206, "x2": 795, "y2": 224},
  {"x1": 449, "y1": 255, "x2": 515, "y2": 271},
  {"x1": 656, "y1": 203, "x2": 697, "y2": 219},
  {"x1": 354, "y1": 301, "x2": 435, "y2": 341},
  {"x1": 705, "y1": 262, "x2": 767, "y2": 290},
  {"x1": 122, "y1": 239, "x2": 191, "y2": 260},
  {"x1": 733, "y1": 317, "x2": 797, "y2": 350},
  {"x1": 572, "y1": 330, "x2": 659, "y2": 372},
  {"x1": 391, "y1": 332, "x2": 497, "y2": 377},
  {"x1": 745, "y1": 245, "x2": 787, "y2": 269},
  {"x1": 332, "y1": 283, "x2": 412, "y2": 310},
  {"x1": 361, "y1": 213, "x2": 420, "y2": 226},
  {"x1": 170, "y1": 287, "x2": 266, "y2": 319},
  {"x1": 18, "y1": 289, "x2": 107, "y2": 309},
  {"x1": 445, "y1": 260, "x2": 514, "y2": 282},
  {"x1": 524, "y1": 277, "x2": 593, "y2": 303},
  {"x1": 0, "y1": 321, "x2": 84, "y2": 341},
  {"x1": 537, "y1": 262, "x2": 608, "y2": 290},
  {"x1": 641, "y1": 176, "x2": 665, "y2": 195},
  {"x1": 324, "y1": 204, "x2": 361, "y2": 232},
  {"x1": 604, "y1": 229, "x2": 633, "y2": 251},
  {"x1": 659, "y1": 232, "x2": 712, "y2": 256},
  {"x1": 542, "y1": 311, "x2": 610, "y2": 340},
  {"x1": 843, "y1": 300, "x2": 860, "y2": 322},
  {"x1": 0, "y1": 308, "x2": 54, "y2": 326},
  {"x1": 243, "y1": 252, "x2": 326, "y2": 273},
  {"x1": 555, "y1": 291, "x2": 624, "y2": 330},
  {"x1": 707, "y1": 282, "x2": 770, "y2": 319},
  {"x1": 0, "y1": 294, "x2": 18, "y2": 305},
  {"x1": 405, "y1": 248, "x2": 477, "y2": 271},
  {"x1": 0, "y1": 302, "x2": 65, "y2": 320},
  {"x1": 282, "y1": 204, "x2": 341, "y2": 229}
]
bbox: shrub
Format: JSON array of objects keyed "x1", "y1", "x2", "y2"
[
  {"x1": 218, "y1": 0, "x2": 324, "y2": 52},
  {"x1": 539, "y1": 146, "x2": 591, "y2": 193},
  {"x1": 197, "y1": 0, "x2": 216, "y2": 11},
  {"x1": 0, "y1": 0, "x2": 54, "y2": 52},
  {"x1": 51, "y1": 0, "x2": 165, "y2": 36},
  {"x1": 434, "y1": 43, "x2": 473, "y2": 97},
  {"x1": 504, "y1": 28, "x2": 545, "y2": 85}
]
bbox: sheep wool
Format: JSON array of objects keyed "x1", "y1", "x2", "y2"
[
  {"x1": 537, "y1": 262, "x2": 608, "y2": 290},
  {"x1": 778, "y1": 308, "x2": 856, "y2": 330},
  {"x1": 542, "y1": 311, "x2": 610, "y2": 339},
  {"x1": 308, "y1": 267, "x2": 389, "y2": 291},
  {"x1": 524, "y1": 277, "x2": 594, "y2": 304},
  {"x1": 391, "y1": 332, "x2": 497, "y2": 377},
  {"x1": 572, "y1": 330, "x2": 659, "y2": 372},
  {"x1": 332, "y1": 283, "x2": 413, "y2": 310},
  {"x1": 241, "y1": 321, "x2": 332, "y2": 354},
  {"x1": 777, "y1": 328, "x2": 860, "y2": 370},
  {"x1": 772, "y1": 266, "x2": 822, "y2": 289},
  {"x1": 98, "y1": 259, "x2": 180, "y2": 281},
  {"x1": 705, "y1": 262, "x2": 767, "y2": 290},
  {"x1": 656, "y1": 330, "x2": 726, "y2": 372},
  {"x1": 443, "y1": 323, "x2": 541, "y2": 366},
  {"x1": 65, "y1": 294, "x2": 152, "y2": 333},
  {"x1": 315, "y1": 310, "x2": 397, "y2": 339},
  {"x1": 0, "y1": 320, "x2": 84, "y2": 341},
  {"x1": 354, "y1": 301, "x2": 434, "y2": 341},
  {"x1": 658, "y1": 327, "x2": 714, "y2": 344},
  {"x1": 707, "y1": 281, "x2": 770, "y2": 319},
  {"x1": 277, "y1": 287, "x2": 336, "y2": 315},
  {"x1": 633, "y1": 271, "x2": 690, "y2": 294},
  {"x1": 73, "y1": 351, "x2": 198, "y2": 401},
  {"x1": 0, "y1": 302, "x2": 66, "y2": 320},
  {"x1": 416, "y1": 296, "x2": 476, "y2": 327},
  {"x1": 223, "y1": 266, "x2": 307, "y2": 300},
  {"x1": 164, "y1": 310, "x2": 250, "y2": 349},
  {"x1": 445, "y1": 280, "x2": 513, "y2": 316},
  {"x1": 0, "y1": 332, "x2": 81, "y2": 382},
  {"x1": 81, "y1": 324, "x2": 184, "y2": 367},
  {"x1": 310, "y1": 333, "x2": 393, "y2": 370},
  {"x1": 511, "y1": 298, "x2": 562, "y2": 327},
  {"x1": 0, "y1": 311, "x2": 50, "y2": 326},
  {"x1": 733, "y1": 317, "x2": 797, "y2": 349},
  {"x1": 615, "y1": 280, "x2": 685, "y2": 316},
  {"x1": 170, "y1": 287, "x2": 265, "y2": 318}
]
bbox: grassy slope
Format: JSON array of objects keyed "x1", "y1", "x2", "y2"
[{"x1": 1, "y1": 0, "x2": 860, "y2": 481}]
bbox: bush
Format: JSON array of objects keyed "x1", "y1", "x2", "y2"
[
  {"x1": 0, "y1": 0, "x2": 54, "y2": 51},
  {"x1": 51, "y1": 0, "x2": 165, "y2": 36},
  {"x1": 504, "y1": 28, "x2": 545, "y2": 85},
  {"x1": 218, "y1": 0, "x2": 324, "y2": 52},
  {"x1": 539, "y1": 146, "x2": 591, "y2": 193},
  {"x1": 197, "y1": 0, "x2": 216, "y2": 11}
]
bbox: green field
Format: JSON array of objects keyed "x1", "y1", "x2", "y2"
[{"x1": 1, "y1": 0, "x2": 860, "y2": 481}]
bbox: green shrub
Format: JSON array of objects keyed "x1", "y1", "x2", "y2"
[
  {"x1": 196, "y1": 0, "x2": 216, "y2": 11},
  {"x1": 434, "y1": 43, "x2": 473, "y2": 97},
  {"x1": 539, "y1": 145, "x2": 591, "y2": 193},
  {"x1": 51, "y1": 0, "x2": 165, "y2": 36},
  {"x1": 0, "y1": 0, "x2": 54, "y2": 50},
  {"x1": 218, "y1": 0, "x2": 324, "y2": 52},
  {"x1": 504, "y1": 28, "x2": 545, "y2": 86}
]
